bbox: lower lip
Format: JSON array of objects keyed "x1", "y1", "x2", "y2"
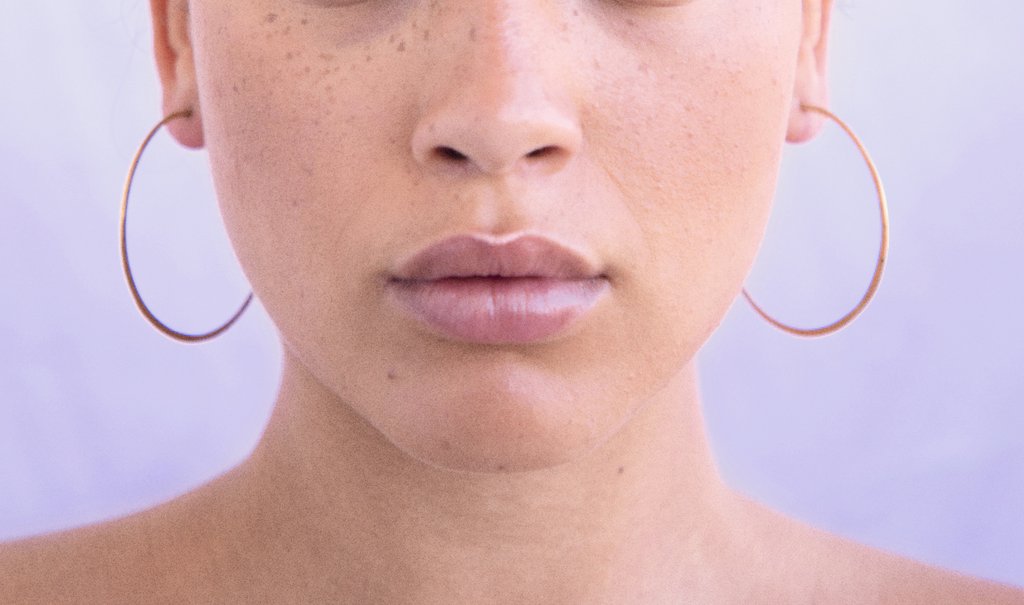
[{"x1": 386, "y1": 276, "x2": 609, "y2": 344}]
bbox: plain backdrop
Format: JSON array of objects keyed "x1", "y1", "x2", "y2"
[{"x1": 2, "y1": 0, "x2": 1022, "y2": 588}]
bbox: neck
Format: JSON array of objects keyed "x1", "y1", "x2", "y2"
[{"x1": 229, "y1": 351, "x2": 746, "y2": 604}]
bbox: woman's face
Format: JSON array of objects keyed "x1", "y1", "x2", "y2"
[{"x1": 155, "y1": 0, "x2": 828, "y2": 473}]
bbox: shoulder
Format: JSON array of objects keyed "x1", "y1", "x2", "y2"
[
  {"x1": 0, "y1": 484, "x2": 235, "y2": 605},
  {"x1": 821, "y1": 539, "x2": 1024, "y2": 604},
  {"x1": 0, "y1": 517, "x2": 168, "y2": 604},
  {"x1": 865, "y1": 556, "x2": 1024, "y2": 605},
  {"x1": 735, "y1": 497, "x2": 1024, "y2": 605}
]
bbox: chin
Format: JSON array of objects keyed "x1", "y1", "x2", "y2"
[{"x1": 380, "y1": 365, "x2": 618, "y2": 475}]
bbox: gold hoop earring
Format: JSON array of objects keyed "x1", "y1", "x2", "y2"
[
  {"x1": 742, "y1": 104, "x2": 890, "y2": 338},
  {"x1": 119, "y1": 109, "x2": 253, "y2": 343}
]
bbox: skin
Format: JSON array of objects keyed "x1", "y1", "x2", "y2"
[{"x1": 2, "y1": 0, "x2": 1023, "y2": 603}]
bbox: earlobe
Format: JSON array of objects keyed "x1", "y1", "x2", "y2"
[
  {"x1": 786, "y1": 0, "x2": 833, "y2": 144},
  {"x1": 150, "y1": 0, "x2": 204, "y2": 149}
]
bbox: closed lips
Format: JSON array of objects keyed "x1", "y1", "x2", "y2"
[{"x1": 386, "y1": 234, "x2": 609, "y2": 344}]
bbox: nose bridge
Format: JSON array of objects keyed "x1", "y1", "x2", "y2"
[
  {"x1": 411, "y1": 1, "x2": 581, "y2": 177},
  {"x1": 467, "y1": 1, "x2": 547, "y2": 103}
]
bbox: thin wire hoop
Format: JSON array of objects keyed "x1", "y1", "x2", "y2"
[
  {"x1": 119, "y1": 109, "x2": 254, "y2": 343},
  {"x1": 742, "y1": 104, "x2": 890, "y2": 338}
]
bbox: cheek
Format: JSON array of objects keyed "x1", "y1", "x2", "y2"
[
  {"x1": 190, "y1": 5, "x2": 415, "y2": 342},
  {"x1": 587, "y1": 6, "x2": 798, "y2": 345}
]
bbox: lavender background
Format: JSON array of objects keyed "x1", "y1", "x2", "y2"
[{"x1": 2, "y1": 1, "x2": 1022, "y2": 587}]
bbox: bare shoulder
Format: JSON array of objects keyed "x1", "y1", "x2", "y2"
[
  {"x1": 738, "y1": 497, "x2": 1024, "y2": 605},
  {"x1": 0, "y1": 481, "x2": 234, "y2": 605},
  {"x1": 861, "y1": 551, "x2": 1024, "y2": 605},
  {"x1": 0, "y1": 514, "x2": 170, "y2": 604}
]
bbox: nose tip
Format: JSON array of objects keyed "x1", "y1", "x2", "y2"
[{"x1": 412, "y1": 108, "x2": 582, "y2": 176}]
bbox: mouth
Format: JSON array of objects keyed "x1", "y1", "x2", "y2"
[{"x1": 386, "y1": 234, "x2": 609, "y2": 345}]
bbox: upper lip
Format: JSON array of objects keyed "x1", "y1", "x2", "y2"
[{"x1": 390, "y1": 234, "x2": 605, "y2": 281}]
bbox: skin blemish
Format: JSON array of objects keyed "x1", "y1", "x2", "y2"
[
  {"x1": 387, "y1": 369, "x2": 398, "y2": 380},
  {"x1": 469, "y1": 27, "x2": 476, "y2": 41},
  {"x1": 264, "y1": 13, "x2": 278, "y2": 24},
  {"x1": 301, "y1": 18, "x2": 309, "y2": 26},
  {"x1": 618, "y1": 466, "x2": 625, "y2": 475},
  {"x1": 319, "y1": 53, "x2": 336, "y2": 61},
  {"x1": 397, "y1": 41, "x2": 406, "y2": 52},
  {"x1": 423, "y1": 29, "x2": 430, "y2": 41}
]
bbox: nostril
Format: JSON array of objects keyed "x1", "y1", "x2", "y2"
[
  {"x1": 526, "y1": 145, "x2": 559, "y2": 159},
  {"x1": 435, "y1": 146, "x2": 469, "y2": 161}
]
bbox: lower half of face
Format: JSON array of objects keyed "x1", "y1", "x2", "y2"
[{"x1": 190, "y1": 0, "x2": 802, "y2": 472}]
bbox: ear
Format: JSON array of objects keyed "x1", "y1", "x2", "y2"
[
  {"x1": 787, "y1": 0, "x2": 833, "y2": 144},
  {"x1": 150, "y1": 0, "x2": 204, "y2": 148}
]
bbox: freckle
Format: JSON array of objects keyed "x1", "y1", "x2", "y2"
[
  {"x1": 304, "y1": 65, "x2": 312, "y2": 74},
  {"x1": 286, "y1": 51, "x2": 294, "y2": 60},
  {"x1": 618, "y1": 466, "x2": 625, "y2": 475},
  {"x1": 573, "y1": 9, "x2": 579, "y2": 16},
  {"x1": 264, "y1": 13, "x2": 278, "y2": 24},
  {"x1": 468, "y1": 27, "x2": 476, "y2": 41},
  {"x1": 423, "y1": 29, "x2": 430, "y2": 41},
  {"x1": 627, "y1": 18, "x2": 636, "y2": 27},
  {"x1": 397, "y1": 41, "x2": 406, "y2": 52},
  {"x1": 365, "y1": 54, "x2": 373, "y2": 62},
  {"x1": 319, "y1": 53, "x2": 336, "y2": 61},
  {"x1": 301, "y1": 18, "x2": 309, "y2": 25},
  {"x1": 389, "y1": 33, "x2": 397, "y2": 43},
  {"x1": 387, "y1": 369, "x2": 398, "y2": 380},
  {"x1": 284, "y1": 25, "x2": 291, "y2": 35},
  {"x1": 497, "y1": 465, "x2": 507, "y2": 471},
  {"x1": 232, "y1": 84, "x2": 239, "y2": 93},
  {"x1": 441, "y1": 440, "x2": 452, "y2": 450}
]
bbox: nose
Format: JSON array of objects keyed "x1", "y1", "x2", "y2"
[{"x1": 410, "y1": 6, "x2": 582, "y2": 177}]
